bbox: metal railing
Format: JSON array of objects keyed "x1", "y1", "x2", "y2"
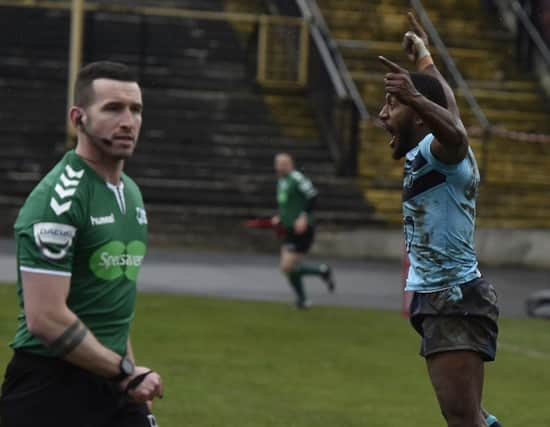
[
  {"x1": 268, "y1": 0, "x2": 364, "y2": 175},
  {"x1": 296, "y1": 0, "x2": 361, "y2": 175},
  {"x1": 409, "y1": 0, "x2": 492, "y2": 178},
  {"x1": 508, "y1": 0, "x2": 550, "y2": 67},
  {"x1": 300, "y1": 0, "x2": 369, "y2": 122},
  {"x1": 256, "y1": 15, "x2": 310, "y2": 88}
]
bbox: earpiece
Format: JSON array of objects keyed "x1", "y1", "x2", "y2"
[{"x1": 75, "y1": 112, "x2": 113, "y2": 147}]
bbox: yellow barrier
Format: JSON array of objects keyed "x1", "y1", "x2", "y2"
[{"x1": 0, "y1": 0, "x2": 311, "y2": 144}]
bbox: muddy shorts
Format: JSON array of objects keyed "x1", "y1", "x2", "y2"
[{"x1": 409, "y1": 277, "x2": 499, "y2": 361}]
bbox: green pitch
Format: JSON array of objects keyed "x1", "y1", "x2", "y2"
[{"x1": 0, "y1": 284, "x2": 549, "y2": 426}]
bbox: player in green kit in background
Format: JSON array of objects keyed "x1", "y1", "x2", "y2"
[
  {"x1": 272, "y1": 153, "x2": 335, "y2": 309},
  {"x1": 0, "y1": 61, "x2": 163, "y2": 427}
]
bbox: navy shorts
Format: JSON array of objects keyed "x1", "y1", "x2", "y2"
[
  {"x1": 283, "y1": 226, "x2": 315, "y2": 254},
  {"x1": 0, "y1": 351, "x2": 159, "y2": 427},
  {"x1": 409, "y1": 277, "x2": 499, "y2": 362}
]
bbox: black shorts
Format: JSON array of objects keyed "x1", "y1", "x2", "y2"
[
  {"x1": 283, "y1": 226, "x2": 315, "y2": 254},
  {"x1": 409, "y1": 277, "x2": 499, "y2": 362},
  {"x1": 0, "y1": 351, "x2": 158, "y2": 427}
]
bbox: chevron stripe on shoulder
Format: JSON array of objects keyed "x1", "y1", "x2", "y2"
[
  {"x1": 60, "y1": 173, "x2": 80, "y2": 188},
  {"x1": 65, "y1": 164, "x2": 84, "y2": 179},
  {"x1": 50, "y1": 198, "x2": 72, "y2": 216},
  {"x1": 55, "y1": 184, "x2": 76, "y2": 199},
  {"x1": 49, "y1": 163, "x2": 84, "y2": 216}
]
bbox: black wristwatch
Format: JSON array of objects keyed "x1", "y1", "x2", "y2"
[{"x1": 112, "y1": 356, "x2": 135, "y2": 382}]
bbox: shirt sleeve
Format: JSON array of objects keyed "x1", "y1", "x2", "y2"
[
  {"x1": 16, "y1": 181, "x2": 85, "y2": 277},
  {"x1": 420, "y1": 133, "x2": 461, "y2": 174},
  {"x1": 296, "y1": 174, "x2": 318, "y2": 199}
]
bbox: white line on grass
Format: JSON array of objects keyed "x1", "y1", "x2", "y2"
[{"x1": 499, "y1": 342, "x2": 550, "y2": 360}]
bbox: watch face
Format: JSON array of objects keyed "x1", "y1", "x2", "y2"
[{"x1": 121, "y1": 357, "x2": 135, "y2": 376}]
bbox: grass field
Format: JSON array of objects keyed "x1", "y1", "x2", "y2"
[{"x1": 0, "y1": 283, "x2": 549, "y2": 426}]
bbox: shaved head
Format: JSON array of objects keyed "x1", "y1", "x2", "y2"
[{"x1": 274, "y1": 153, "x2": 294, "y2": 177}]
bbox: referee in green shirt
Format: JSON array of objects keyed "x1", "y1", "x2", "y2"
[
  {"x1": 272, "y1": 153, "x2": 335, "y2": 309},
  {"x1": 0, "y1": 61, "x2": 162, "y2": 427}
]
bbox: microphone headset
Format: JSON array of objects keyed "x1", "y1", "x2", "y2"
[{"x1": 75, "y1": 113, "x2": 113, "y2": 147}]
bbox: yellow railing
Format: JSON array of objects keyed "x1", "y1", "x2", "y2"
[
  {"x1": 0, "y1": 0, "x2": 309, "y2": 88},
  {"x1": 0, "y1": 0, "x2": 311, "y2": 143},
  {"x1": 257, "y1": 14, "x2": 309, "y2": 88}
]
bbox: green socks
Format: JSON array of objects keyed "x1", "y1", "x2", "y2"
[
  {"x1": 286, "y1": 271, "x2": 306, "y2": 302},
  {"x1": 294, "y1": 263, "x2": 324, "y2": 277},
  {"x1": 286, "y1": 263, "x2": 332, "y2": 304}
]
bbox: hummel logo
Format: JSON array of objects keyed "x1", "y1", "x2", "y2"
[
  {"x1": 91, "y1": 213, "x2": 115, "y2": 226},
  {"x1": 50, "y1": 164, "x2": 84, "y2": 216}
]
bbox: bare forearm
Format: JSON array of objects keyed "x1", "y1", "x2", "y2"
[
  {"x1": 419, "y1": 63, "x2": 460, "y2": 118},
  {"x1": 29, "y1": 311, "x2": 122, "y2": 378},
  {"x1": 126, "y1": 337, "x2": 135, "y2": 363},
  {"x1": 64, "y1": 329, "x2": 123, "y2": 378},
  {"x1": 409, "y1": 94, "x2": 467, "y2": 148}
]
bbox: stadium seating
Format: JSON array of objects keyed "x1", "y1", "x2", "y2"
[
  {"x1": 2, "y1": 0, "x2": 548, "y2": 247},
  {"x1": 0, "y1": 2, "x2": 375, "y2": 248},
  {"x1": 317, "y1": 0, "x2": 550, "y2": 228}
]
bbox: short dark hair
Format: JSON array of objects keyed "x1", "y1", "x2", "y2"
[
  {"x1": 410, "y1": 73, "x2": 448, "y2": 109},
  {"x1": 74, "y1": 61, "x2": 138, "y2": 107}
]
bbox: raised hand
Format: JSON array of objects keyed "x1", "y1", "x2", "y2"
[
  {"x1": 379, "y1": 56, "x2": 421, "y2": 105},
  {"x1": 403, "y1": 12, "x2": 430, "y2": 63},
  {"x1": 408, "y1": 11, "x2": 428, "y2": 46}
]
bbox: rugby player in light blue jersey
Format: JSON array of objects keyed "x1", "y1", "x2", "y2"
[{"x1": 377, "y1": 13, "x2": 502, "y2": 427}]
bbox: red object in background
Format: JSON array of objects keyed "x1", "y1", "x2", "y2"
[
  {"x1": 244, "y1": 218, "x2": 286, "y2": 237},
  {"x1": 402, "y1": 250, "x2": 413, "y2": 318}
]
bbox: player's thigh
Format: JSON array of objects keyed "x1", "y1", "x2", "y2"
[
  {"x1": 280, "y1": 246, "x2": 302, "y2": 273},
  {"x1": 114, "y1": 401, "x2": 159, "y2": 427},
  {"x1": 427, "y1": 350, "x2": 484, "y2": 423}
]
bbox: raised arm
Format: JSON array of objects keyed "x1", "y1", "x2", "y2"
[
  {"x1": 379, "y1": 55, "x2": 468, "y2": 163},
  {"x1": 403, "y1": 12, "x2": 461, "y2": 119}
]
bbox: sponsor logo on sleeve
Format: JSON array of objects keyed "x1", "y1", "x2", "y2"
[{"x1": 33, "y1": 222, "x2": 77, "y2": 260}]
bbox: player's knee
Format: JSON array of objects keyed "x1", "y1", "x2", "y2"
[{"x1": 280, "y1": 263, "x2": 293, "y2": 274}]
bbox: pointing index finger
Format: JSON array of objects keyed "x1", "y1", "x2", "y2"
[
  {"x1": 408, "y1": 11, "x2": 427, "y2": 40},
  {"x1": 378, "y1": 56, "x2": 404, "y2": 73}
]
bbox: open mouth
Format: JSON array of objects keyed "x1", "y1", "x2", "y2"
[
  {"x1": 389, "y1": 135, "x2": 397, "y2": 149},
  {"x1": 378, "y1": 120, "x2": 396, "y2": 149}
]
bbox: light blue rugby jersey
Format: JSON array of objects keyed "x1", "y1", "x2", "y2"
[{"x1": 403, "y1": 133, "x2": 481, "y2": 292}]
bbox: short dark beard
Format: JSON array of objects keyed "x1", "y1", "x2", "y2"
[{"x1": 393, "y1": 120, "x2": 416, "y2": 159}]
